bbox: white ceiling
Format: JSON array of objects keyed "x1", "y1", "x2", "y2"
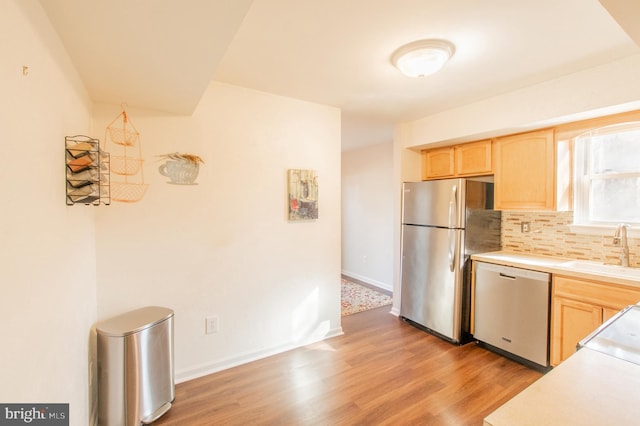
[
  {"x1": 38, "y1": 0, "x2": 254, "y2": 114},
  {"x1": 39, "y1": 0, "x2": 640, "y2": 151}
]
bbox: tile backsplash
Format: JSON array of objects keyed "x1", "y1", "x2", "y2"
[{"x1": 501, "y1": 211, "x2": 639, "y2": 267}]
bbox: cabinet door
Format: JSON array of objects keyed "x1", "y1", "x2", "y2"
[
  {"x1": 455, "y1": 140, "x2": 492, "y2": 176},
  {"x1": 603, "y1": 307, "x2": 622, "y2": 323},
  {"x1": 494, "y1": 129, "x2": 555, "y2": 210},
  {"x1": 551, "y1": 297, "x2": 602, "y2": 366},
  {"x1": 422, "y1": 147, "x2": 454, "y2": 179}
]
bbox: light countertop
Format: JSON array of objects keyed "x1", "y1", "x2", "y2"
[
  {"x1": 471, "y1": 250, "x2": 640, "y2": 288},
  {"x1": 483, "y1": 348, "x2": 640, "y2": 426},
  {"x1": 476, "y1": 251, "x2": 640, "y2": 425}
]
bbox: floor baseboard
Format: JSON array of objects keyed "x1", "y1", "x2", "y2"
[
  {"x1": 341, "y1": 272, "x2": 392, "y2": 296},
  {"x1": 175, "y1": 326, "x2": 344, "y2": 384}
]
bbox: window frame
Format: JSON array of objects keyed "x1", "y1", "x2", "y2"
[{"x1": 569, "y1": 120, "x2": 640, "y2": 235}]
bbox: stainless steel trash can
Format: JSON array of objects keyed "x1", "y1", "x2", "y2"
[{"x1": 96, "y1": 306, "x2": 174, "y2": 426}]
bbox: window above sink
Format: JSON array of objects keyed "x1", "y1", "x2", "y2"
[{"x1": 567, "y1": 119, "x2": 640, "y2": 237}]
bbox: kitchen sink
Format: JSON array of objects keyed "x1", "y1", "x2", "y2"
[{"x1": 559, "y1": 260, "x2": 640, "y2": 280}]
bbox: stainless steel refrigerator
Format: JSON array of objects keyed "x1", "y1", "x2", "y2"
[{"x1": 400, "y1": 178, "x2": 501, "y2": 343}]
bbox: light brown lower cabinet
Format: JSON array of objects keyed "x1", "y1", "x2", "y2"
[
  {"x1": 551, "y1": 297, "x2": 602, "y2": 365},
  {"x1": 550, "y1": 275, "x2": 640, "y2": 366}
]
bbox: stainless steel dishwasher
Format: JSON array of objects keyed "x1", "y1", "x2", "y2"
[{"x1": 473, "y1": 261, "x2": 550, "y2": 368}]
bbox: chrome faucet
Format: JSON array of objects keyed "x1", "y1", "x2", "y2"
[{"x1": 613, "y1": 224, "x2": 630, "y2": 267}]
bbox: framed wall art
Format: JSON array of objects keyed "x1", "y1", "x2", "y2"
[{"x1": 287, "y1": 169, "x2": 318, "y2": 221}]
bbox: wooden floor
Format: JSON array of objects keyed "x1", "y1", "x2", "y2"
[{"x1": 154, "y1": 307, "x2": 543, "y2": 425}]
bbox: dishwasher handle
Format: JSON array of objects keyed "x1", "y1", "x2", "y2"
[{"x1": 499, "y1": 272, "x2": 517, "y2": 280}]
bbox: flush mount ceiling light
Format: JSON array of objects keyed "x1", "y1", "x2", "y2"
[{"x1": 391, "y1": 39, "x2": 455, "y2": 78}]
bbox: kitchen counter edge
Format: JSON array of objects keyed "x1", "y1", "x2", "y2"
[{"x1": 470, "y1": 251, "x2": 640, "y2": 288}]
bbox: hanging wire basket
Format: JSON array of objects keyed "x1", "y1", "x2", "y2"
[
  {"x1": 104, "y1": 106, "x2": 148, "y2": 203},
  {"x1": 107, "y1": 126, "x2": 139, "y2": 146},
  {"x1": 110, "y1": 156, "x2": 143, "y2": 175},
  {"x1": 110, "y1": 182, "x2": 149, "y2": 203}
]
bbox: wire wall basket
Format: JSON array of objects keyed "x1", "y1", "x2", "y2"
[{"x1": 104, "y1": 107, "x2": 148, "y2": 203}]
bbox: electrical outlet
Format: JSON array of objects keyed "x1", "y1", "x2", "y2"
[
  {"x1": 521, "y1": 222, "x2": 530, "y2": 233},
  {"x1": 205, "y1": 316, "x2": 218, "y2": 334},
  {"x1": 363, "y1": 255, "x2": 367, "y2": 264}
]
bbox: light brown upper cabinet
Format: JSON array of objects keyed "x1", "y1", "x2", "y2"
[
  {"x1": 494, "y1": 129, "x2": 556, "y2": 210},
  {"x1": 422, "y1": 146, "x2": 454, "y2": 179},
  {"x1": 422, "y1": 140, "x2": 492, "y2": 180},
  {"x1": 455, "y1": 140, "x2": 492, "y2": 176}
]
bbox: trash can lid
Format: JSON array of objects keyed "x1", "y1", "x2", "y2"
[{"x1": 96, "y1": 306, "x2": 174, "y2": 337}]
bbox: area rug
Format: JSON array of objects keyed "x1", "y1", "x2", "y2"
[{"x1": 341, "y1": 278, "x2": 393, "y2": 316}]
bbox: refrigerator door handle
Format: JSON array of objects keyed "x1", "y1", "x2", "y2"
[
  {"x1": 448, "y1": 184, "x2": 458, "y2": 272},
  {"x1": 448, "y1": 229, "x2": 456, "y2": 272},
  {"x1": 448, "y1": 184, "x2": 457, "y2": 229}
]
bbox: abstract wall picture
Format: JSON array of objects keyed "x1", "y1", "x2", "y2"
[{"x1": 288, "y1": 169, "x2": 318, "y2": 221}]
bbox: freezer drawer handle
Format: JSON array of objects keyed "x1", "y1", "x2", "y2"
[{"x1": 499, "y1": 273, "x2": 517, "y2": 280}]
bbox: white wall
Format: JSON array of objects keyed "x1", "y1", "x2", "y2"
[
  {"x1": 0, "y1": 4, "x2": 342, "y2": 421},
  {"x1": 0, "y1": 1, "x2": 96, "y2": 424},
  {"x1": 341, "y1": 142, "x2": 394, "y2": 291},
  {"x1": 93, "y1": 82, "x2": 342, "y2": 382},
  {"x1": 398, "y1": 54, "x2": 640, "y2": 149},
  {"x1": 391, "y1": 127, "x2": 422, "y2": 315}
]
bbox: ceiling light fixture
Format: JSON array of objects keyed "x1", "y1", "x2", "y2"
[{"x1": 391, "y1": 39, "x2": 455, "y2": 78}]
